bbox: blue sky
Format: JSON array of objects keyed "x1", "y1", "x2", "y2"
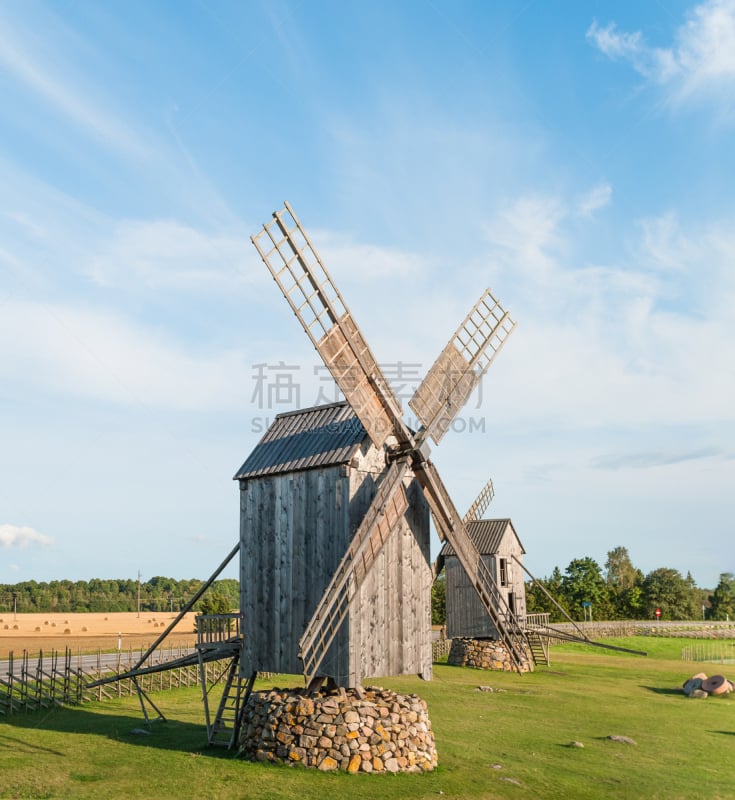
[{"x1": 1, "y1": 0, "x2": 733, "y2": 590}]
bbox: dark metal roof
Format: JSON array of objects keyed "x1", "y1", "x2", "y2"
[
  {"x1": 233, "y1": 401, "x2": 368, "y2": 480},
  {"x1": 439, "y1": 518, "x2": 525, "y2": 557}
]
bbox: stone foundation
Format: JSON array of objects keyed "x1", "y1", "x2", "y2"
[
  {"x1": 448, "y1": 637, "x2": 534, "y2": 672},
  {"x1": 238, "y1": 686, "x2": 438, "y2": 773}
]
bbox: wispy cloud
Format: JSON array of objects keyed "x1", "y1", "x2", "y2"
[
  {"x1": 592, "y1": 447, "x2": 723, "y2": 470},
  {"x1": 0, "y1": 299, "x2": 252, "y2": 411},
  {"x1": 0, "y1": 9, "x2": 148, "y2": 156},
  {"x1": 576, "y1": 182, "x2": 612, "y2": 217},
  {"x1": 479, "y1": 190, "x2": 735, "y2": 432},
  {"x1": 315, "y1": 230, "x2": 426, "y2": 281},
  {"x1": 86, "y1": 219, "x2": 257, "y2": 292},
  {"x1": 587, "y1": 0, "x2": 735, "y2": 113},
  {"x1": 0, "y1": 524, "x2": 53, "y2": 548}
]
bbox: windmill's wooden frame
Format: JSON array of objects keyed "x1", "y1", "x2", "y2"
[
  {"x1": 247, "y1": 202, "x2": 528, "y2": 687},
  {"x1": 235, "y1": 401, "x2": 432, "y2": 687}
]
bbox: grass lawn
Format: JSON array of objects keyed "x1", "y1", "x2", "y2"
[{"x1": 0, "y1": 637, "x2": 733, "y2": 799}]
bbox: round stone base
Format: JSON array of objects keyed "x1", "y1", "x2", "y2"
[
  {"x1": 238, "y1": 686, "x2": 438, "y2": 773},
  {"x1": 448, "y1": 637, "x2": 534, "y2": 672}
]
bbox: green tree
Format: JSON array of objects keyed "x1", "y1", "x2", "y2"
[
  {"x1": 431, "y1": 574, "x2": 446, "y2": 626},
  {"x1": 605, "y1": 546, "x2": 638, "y2": 591},
  {"x1": 604, "y1": 546, "x2": 645, "y2": 618},
  {"x1": 561, "y1": 558, "x2": 615, "y2": 620},
  {"x1": 641, "y1": 567, "x2": 699, "y2": 620},
  {"x1": 197, "y1": 590, "x2": 232, "y2": 615},
  {"x1": 524, "y1": 567, "x2": 570, "y2": 622},
  {"x1": 708, "y1": 573, "x2": 735, "y2": 620}
]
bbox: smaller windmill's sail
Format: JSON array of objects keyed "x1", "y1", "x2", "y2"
[
  {"x1": 251, "y1": 202, "x2": 403, "y2": 449},
  {"x1": 413, "y1": 461, "x2": 528, "y2": 671},
  {"x1": 409, "y1": 289, "x2": 516, "y2": 445},
  {"x1": 298, "y1": 459, "x2": 410, "y2": 685},
  {"x1": 463, "y1": 478, "x2": 495, "y2": 524}
]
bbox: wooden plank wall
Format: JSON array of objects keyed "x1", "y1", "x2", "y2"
[
  {"x1": 238, "y1": 440, "x2": 432, "y2": 686},
  {"x1": 350, "y1": 461, "x2": 432, "y2": 684},
  {"x1": 445, "y1": 525, "x2": 527, "y2": 638},
  {"x1": 239, "y1": 466, "x2": 350, "y2": 679}
]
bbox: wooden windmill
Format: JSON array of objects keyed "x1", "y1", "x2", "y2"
[{"x1": 241, "y1": 201, "x2": 527, "y2": 688}]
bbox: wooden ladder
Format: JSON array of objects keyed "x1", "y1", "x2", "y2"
[
  {"x1": 524, "y1": 629, "x2": 549, "y2": 666},
  {"x1": 208, "y1": 659, "x2": 255, "y2": 749}
]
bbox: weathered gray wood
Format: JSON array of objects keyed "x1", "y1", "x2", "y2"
[
  {"x1": 445, "y1": 521, "x2": 527, "y2": 640},
  {"x1": 238, "y1": 429, "x2": 432, "y2": 687}
]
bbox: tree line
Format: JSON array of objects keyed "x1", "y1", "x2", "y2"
[
  {"x1": 524, "y1": 548, "x2": 734, "y2": 623},
  {"x1": 0, "y1": 576, "x2": 239, "y2": 614},
  {"x1": 431, "y1": 547, "x2": 735, "y2": 624}
]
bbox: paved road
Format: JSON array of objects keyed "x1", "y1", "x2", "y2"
[{"x1": 0, "y1": 649, "x2": 196, "y2": 680}]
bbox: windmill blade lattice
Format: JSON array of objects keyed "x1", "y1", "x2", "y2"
[
  {"x1": 410, "y1": 289, "x2": 516, "y2": 445},
  {"x1": 463, "y1": 478, "x2": 495, "y2": 524},
  {"x1": 251, "y1": 202, "x2": 403, "y2": 449}
]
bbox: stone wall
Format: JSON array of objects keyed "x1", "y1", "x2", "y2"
[
  {"x1": 238, "y1": 686, "x2": 438, "y2": 773},
  {"x1": 448, "y1": 637, "x2": 533, "y2": 673}
]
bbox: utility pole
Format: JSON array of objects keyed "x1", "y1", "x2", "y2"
[{"x1": 137, "y1": 571, "x2": 141, "y2": 618}]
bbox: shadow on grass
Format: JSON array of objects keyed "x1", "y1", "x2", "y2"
[
  {"x1": 0, "y1": 705, "x2": 236, "y2": 759},
  {"x1": 639, "y1": 685, "x2": 684, "y2": 696},
  {"x1": 711, "y1": 730, "x2": 735, "y2": 736}
]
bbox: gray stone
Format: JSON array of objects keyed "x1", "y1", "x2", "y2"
[{"x1": 607, "y1": 735, "x2": 637, "y2": 745}]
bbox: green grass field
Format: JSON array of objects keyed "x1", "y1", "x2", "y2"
[{"x1": 1, "y1": 637, "x2": 733, "y2": 800}]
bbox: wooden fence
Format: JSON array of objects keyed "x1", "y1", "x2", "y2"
[
  {"x1": 0, "y1": 644, "x2": 215, "y2": 716},
  {"x1": 681, "y1": 640, "x2": 735, "y2": 664}
]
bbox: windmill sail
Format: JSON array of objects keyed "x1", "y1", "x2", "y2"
[
  {"x1": 410, "y1": 289, "x2": 516, "y2": 444},
  {"x1": 252, "y1": 202, "x2": 403, "y2": 449},
  {"x1": 463, "y1": 478, "x2": 495, "y2": 524}
]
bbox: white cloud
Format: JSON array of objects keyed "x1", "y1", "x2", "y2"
[
  {"x1": 314, "y1": 230, "x2": 426, "y2": 281},
  {"x1": 0, "y1": 300, "x2": 252, "y2": 411},
  {"x1": 483, "y1": 194, "x2": 567, "y2": 281},
  {"x1": 588, "y1": 0, "x2": 735, "y2": 111},
  {"x1": 479, "y1": 192, "x2": 735, "y2": 432},
  {"x1": 0, "y1": 524, "x2": 53, "y2": 548},
  {"x1": 87, "y1": 219, "x2": 258, "y2": 292},
  {"x1": 576, "y1": 182, "x2": 612, "y2": 217}
]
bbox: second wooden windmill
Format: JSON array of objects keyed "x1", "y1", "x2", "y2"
[{"x1": 237, "y1": 201, "x2": 526, "y2": 689}]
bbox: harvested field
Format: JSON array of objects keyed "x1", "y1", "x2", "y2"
[{"x1": 0, "y1": 612, "x2": 198, "y2": 658}]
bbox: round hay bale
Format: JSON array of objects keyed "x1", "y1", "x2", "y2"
[{"x1": 702, "y1": 675, "x2": 729, "y2": 696}]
